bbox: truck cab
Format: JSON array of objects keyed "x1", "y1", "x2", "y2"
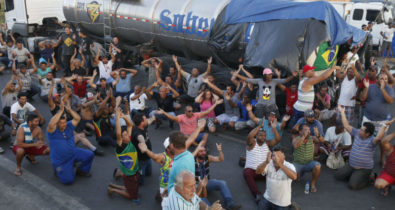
[
  {"x1": 346, "y1": 2, "x2": 393, "y2": 48},
  {"x1": 4, "y1": 0, "x2": 66, "y2": 37}
]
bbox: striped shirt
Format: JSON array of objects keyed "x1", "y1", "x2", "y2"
[
  {"x1": 21, "y1": 122, "x2": 33, "y2": 144},
  {"x1": 245, "y1": 141, "x2": 269, "y2": 170},
  {"x1": 163, "y1": 188, "x2": 201, "y2": 210},
  {"x1": 293, "y1": 77, "x2": 315, "y2": 112},
  {"x1": 349, "y1": 128, "x2": 376, "y2": 169},
  {"x1": 293, "y1": 136, "x2": 314, "y2": 165}
]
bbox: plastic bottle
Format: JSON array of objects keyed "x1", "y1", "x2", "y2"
[{"x1": 304, "y1": 181, "x2": 310, "y2": 194}]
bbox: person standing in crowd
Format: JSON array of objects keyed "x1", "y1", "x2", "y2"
[
  {"x1": 292, "y1": 123, "x2": 323, "y2": 193},
  {"x1": 336, "y1": 63, "x2": 361, "y2": 125},
  {"x1": 174, "y1": 55, "x2": 212, "y2": 106},
  {"x1": 293, "y1": 65, "x2": 340, "y2": 122},
  {"x1": 2, "y1": 74, "x2": 22, "y2": 117},
  {"x1": 94, "y1": 48, "x2": 116, "y2": 81},
  {"x1": 193, "y1": 143, "x2": 242, "y2": 210},
  {"x1": 244, "y1": 120, "x2": 280, "y2": 203},
  {"x1": 361, "y1": 72, "x2": 394, "y2": 166},
  {"x1": 233, "y1": 67, "x2": 297, "y2": 117},
  {"x1": 256, "y1": 147, "x2": 297, "y2": 210},
  {"x1": 47, "y1": 101, "x2": 94, "y2": 184},
  {"x1": 12, "y1": 112, "x2": 49, "y2": 176},
  {"x1": 375, "y1": 132, "x2": 395, "y2": 196},
  {"x1": 54, "y1": 25, "x2": 76, "y2": 76},
  {"x1": 380, "y1": 22, "x2": 394, "y2": 60},
  {"x1": 107, "y1": 108, "x2": 141, "y2": 204},
  {"x1": 77, "y1": 30, "x2": 92, "y2": 71},
  {"x1": 336, "y1": 105, "x2": 393, "y2": 190}
]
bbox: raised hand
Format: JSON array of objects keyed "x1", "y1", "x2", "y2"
[
  {"x1": 216, "y1": 143, "x2": 222, "y2": 152},
  {"x1": 172, "y1": 55, "x2": 177, "y2": 62},
  {"x1": 271, "y1": 118, "x2": 278, "y2": 128},
  {"x1": 201, "y1": 77, "x2": 208, "y2": 83},
  {"x1": 282, "y1": 114, "x2": 291, "y2": 122},
  {"x1": 363, "y1": 79, "x2": 370, "y2": 88},
  {"x1": 246, "y1": 104, "x2": 252, "y2": 112},
  {"x1": 215, "y1": 99, "x2": 224, "y2": 105},
  {"x1": 337, "y1": 104, "x2": 345, "y2": 113},
  {"x1": 385, "y1": 118, "x2": 395, "y2": 126},
  {"x1": 207, "y1": 56, "x2": 212, "y2": 64}
]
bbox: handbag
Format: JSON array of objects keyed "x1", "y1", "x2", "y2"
[{"x1": 326, "y1": 133, "x2": 345, "y2": 169}]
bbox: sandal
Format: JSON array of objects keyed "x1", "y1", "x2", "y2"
[
  {"x1": 26, "y1": 155, "x2": 38, "y2": 164},
  {"x1": 310, "y1": 186, "x2": 317, "y2": 193},
  {"x1": 14, "y1": 169, "x2": 22, "y2": 176}
]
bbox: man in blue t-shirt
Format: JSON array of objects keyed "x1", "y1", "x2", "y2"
[
  {"x1": 47, "y1": 101, "x2": 94, "y2": 184},
  {"x1": 335, "y1": 105, "x2": 394, "y2": 190},
  {"x1": 113, "y1": 68, "x2": 138, "y2": 98}
]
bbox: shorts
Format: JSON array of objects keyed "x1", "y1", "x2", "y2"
[
  {"x1": 123, "y1": 173, "x2": 140, "y2": 200},
  {"x1": 293, "y1": 161, "x2": 320, "y2": 175},
  {"x1": 75, "y1": 120, "x2": 93, "y2": 133},
  {"x1": 382, "y1": 41, "x2": 393, "y2": 50},
  {"x1": 377, "y1": 170, "x2": 395, "y2": 186},
  {"x1": 12, "y1": 145, "x2": 49, "y2": 156},
  {"x1": 216, "y1": 114, "x2": 239, "y2": 125},
  {"x1": 195, "y1": 133, "x2": 207, "y2": 143}
]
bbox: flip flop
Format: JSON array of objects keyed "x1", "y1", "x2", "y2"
[
  {"x1": 14, "y1": 169, "x2": 22, "y2": 176},
  {"x1": 310, "y1": 186, "x2": 317, "y2": 193},
  {"x1": 26, "y1": 156, "x2": 38, "y2": 164}
]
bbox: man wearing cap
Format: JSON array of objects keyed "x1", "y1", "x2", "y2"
[
  {"x1": 138, "y1": 121, "x2": 204, "y2": 206},
  {"x1": 12, "y1": 54, "x2": 39, "y2": 100},
  {"x1": 246, "y1": 104, "x2": 289, "y2": 145},
  {"x1": 319, "y1": 119, "x2": 352, "y2": 160},
  {"x1": 293, "y1": 64, "x2": 340, "y2": 122},
  {"x1": 37, "y1": 55, "x2": 56, "y2": 79},
  {"x1": 233, "y1": 67, "x2": 297, "y2": 118},
  {"x1": 38, "y1": 39, "x2": 55, "y2": 64},
  {"x1": 380, "y1": 22, "x2": 394, "y2": 60}
]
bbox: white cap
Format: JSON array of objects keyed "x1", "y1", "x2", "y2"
[{"x1": 163, "y1": 137, "x2": 170, "y2": 148}]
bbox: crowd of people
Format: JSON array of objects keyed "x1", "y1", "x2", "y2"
[{"x1": 0, "y1": 22, "x2": 395, "y2": 210}]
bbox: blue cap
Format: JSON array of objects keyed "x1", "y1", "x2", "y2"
[{"x1": 39, "y1": 58, "x2": 47, "y2": 64}]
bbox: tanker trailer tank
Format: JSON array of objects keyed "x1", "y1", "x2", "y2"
[{"x1": 63, "y1": 0, "x2": 243, "y2": 60}]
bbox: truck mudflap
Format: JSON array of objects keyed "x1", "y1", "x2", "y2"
[{"x1": 12, "y1": 23, "x2": 28, "y2": 37}]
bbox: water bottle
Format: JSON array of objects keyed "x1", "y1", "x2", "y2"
[{"x1": 304, "y1": 181, "x2": 310, "y2": 194}]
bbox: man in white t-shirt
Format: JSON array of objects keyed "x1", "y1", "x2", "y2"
[
  {"x1": 129, "y1": 85, "x2": 150, "y2": 118},
  {"x1": 10, "y1": 92, "x2": 45, "y2": 126},
  {"x1": 256, "y1": 147, "x2": 297, "y2": 210},
  {"x1": 380, "y1": 23, "x2": 395, "y2": 59},
  {"x1": 336, "y1": 63, "x2": 361, "y2": 125},
  {"x1": 94, "y1": 49, "x2": 115, "y2": 80},
  {"x1": 320, "y1": 121, "x2": 352, "y2": 159}
]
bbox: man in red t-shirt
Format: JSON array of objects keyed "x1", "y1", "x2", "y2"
[
  {"x1": 65, "y1": 74, "x2": 92, "y2": 99},
  {"x1": 278, "y1": 83, "x2": 298, "y2": 116},
  {"x1": 157, "y1": 99, "x2": 223, "y2": 146}
]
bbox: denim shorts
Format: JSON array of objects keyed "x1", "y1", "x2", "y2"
[{"x1": 293, "y1": 161, "x2": 320, "y2": 174}]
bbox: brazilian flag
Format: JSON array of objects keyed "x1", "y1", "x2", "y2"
[{"x1": 313, "y1": 42, "x2": 339, "y2": 71}]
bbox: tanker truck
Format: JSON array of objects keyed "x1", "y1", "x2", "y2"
[{"x1": 64, "y1": 0, "x2": 365, "y2": 73}]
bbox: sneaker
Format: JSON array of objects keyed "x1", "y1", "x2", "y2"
[
  {"x1": 0, "y1": 147, "x2": 4, "y2": 154},
  {"x1": 93, "y1": 149, "x2": 104, "y2": 156}
]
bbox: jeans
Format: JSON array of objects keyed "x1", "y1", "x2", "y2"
[
  {"x1": 334, "y1": 164, "x2": 372, "y2": 190},
  {"x1": 293, "y1": 107, "x2": 304, "y2": 124},
  {"x1": 26, "y1": 85, "x2": 40, "y2": 99},
  {"x1": 243, "y1": 168, "x2": 265, "y2": 197},
  {"x1": 139, "y1": 159, "x2": 152, "y2": 185},
  {"x1": 131, "y1": 108, "x2": 151, "y2": 118},
  {"x1": 206, "y1": 179, "x2": 234, "y2": 208},
  {"x1": 258, "y1": 196, "x2": 291, "y2": 210},
  {"x1": 54, "y1": 148, "x2": 94, "y2": 185}
]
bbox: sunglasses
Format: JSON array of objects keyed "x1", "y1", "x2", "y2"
[{"x1": 186, "y1": 110, "x2": 193, "y2": 113}]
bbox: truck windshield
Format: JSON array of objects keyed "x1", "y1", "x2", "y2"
[{"x1": 366, "y1": 9, "x2": 380, "y2": 22}]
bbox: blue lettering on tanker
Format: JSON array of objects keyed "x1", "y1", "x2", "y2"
[{"x1": 159, "y1": 9, "x2": 215, "y2": 37}]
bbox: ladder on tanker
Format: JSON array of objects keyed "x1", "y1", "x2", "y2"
[{"x1": 102, "y1": 0, "x2": 114, "y2": 52}]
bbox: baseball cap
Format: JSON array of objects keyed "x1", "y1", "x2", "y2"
[
  {"x1": 304, "y1": 110, "x2": 315, "y2": 118},
  {"x1": 302, "y1": 65, "x2": 315, "y2": 73},
  {"x1": 163, "y1": 137, "x2": 170, "y2": 149},
  {"x1": 39, "y1": 58, "x2": 48, "y2": 65},
  {"x1": 262, "y1": 68, "x2": 273, "y2": 75}
]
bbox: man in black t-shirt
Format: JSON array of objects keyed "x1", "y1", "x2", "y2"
[
  {"x1": 146, "y1": 83, "x2": 180, "y2": 129},
  {"x1": 54, "y1": 26, "x2": 76, "y2": 76},
  {"x1": 132, "y1": 113, "x2": 156, "y2": 185}
]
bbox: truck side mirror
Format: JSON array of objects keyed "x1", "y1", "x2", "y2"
[{"x1": 383, "y1": 8, "x2": 393, "y2": 24}]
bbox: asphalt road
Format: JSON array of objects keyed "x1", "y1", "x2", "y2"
[{"x1": 0, "y1": 67, "x2": 394, "y2": 210}]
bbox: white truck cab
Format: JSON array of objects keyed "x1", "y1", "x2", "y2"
[
  {"x1": 346, "y1": 2, "x2": 393, "y2": 47},
  {"x1": 3, "y1": 0, "x2": 65, "y2": 36}
]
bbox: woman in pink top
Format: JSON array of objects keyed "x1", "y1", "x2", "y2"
[{"x1": 195, "y1": 89, "x2": 219, "y2": 133}]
